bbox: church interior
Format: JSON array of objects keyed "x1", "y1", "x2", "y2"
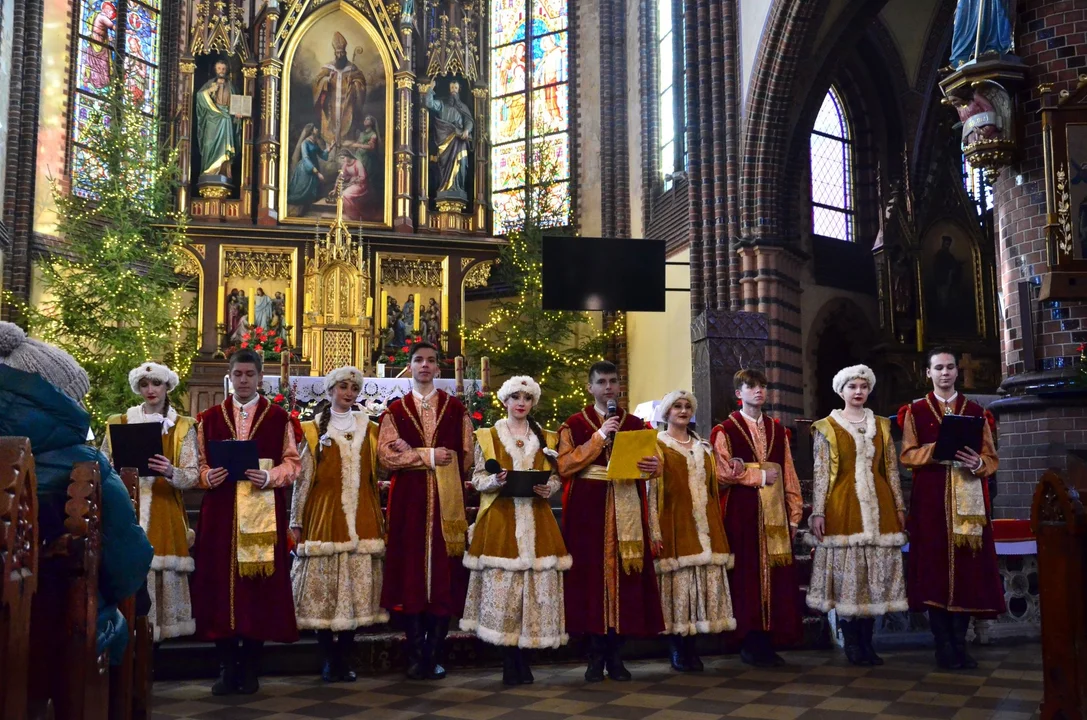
[{"x1": 0, "y1": 0, "x2": 1081, "y2": 718}]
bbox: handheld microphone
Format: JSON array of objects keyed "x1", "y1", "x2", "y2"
[
  {"x1": 485, "y1": 458, "x2": 503, "y2": 475},
  {"x1": 606, "y1": 399, "x2": 618, "y2": 443}
]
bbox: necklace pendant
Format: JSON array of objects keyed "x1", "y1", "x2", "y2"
[
  {"x1": 516, "y1": 439, "x2": 525, "y2": 448},
  {"x1": 344, "y1": 432, "x2": 354, "y2": 441},
  {"x1": 240, "y1": 410, "x2": 249, "y2": 420},
  {"x1": 421, "y1": 400, "x2": 431, "y2": 410}
]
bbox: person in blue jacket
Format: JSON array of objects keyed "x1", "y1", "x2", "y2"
[{"x1": 0, "y1": 321, "x2": 153, "y2": 660}]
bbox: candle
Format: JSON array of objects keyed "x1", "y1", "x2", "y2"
[
  {"x1": 915, "y1": 319, "x2": 923, "y2": 352},
  {"x1": 413, "y1": 293, "x2": 421, "y2": 331},
  {"x1": 455, "y1": 356, "x2": 464, "y2": 394},
  {"x1": 481, "y1": 356, "x2": 490, "y2": 393},
  {"x1": 217, "y1": 284, "x2": 225, "y2": 324},
  {"x1": 380, "y1": 290, "x2": 388, "y2": 328},
  {"x1": 366, "y1": 296, "x2": 373, "y2": 318}
]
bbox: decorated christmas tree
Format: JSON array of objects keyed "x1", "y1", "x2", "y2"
[
  {"x1": 10, "y1": 78, "x2": 195, "y2": 434},
  {"x1": 462, "y1": 158, "x2": 620, "y2": 428}
]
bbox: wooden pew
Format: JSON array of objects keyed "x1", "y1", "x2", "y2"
[
  {"x1": 28, "y1": 460, "x2": 109, "y2": 720},
  {"x1": 0, "y1": 437, "x2": 39, "y2": 720},
  {"x1": 1031, "y1": 456, "x2": 1087, "y2": 720}
]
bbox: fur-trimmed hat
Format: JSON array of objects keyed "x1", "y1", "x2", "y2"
[
  {"x1": 0, "y1": 321, "x2": 90, "y2": 402},
  {"x1": 831, "y1": 364, "x2": 876, "y2": 395},
  {"x1": 657, "y1": 389, "x2": 697, "y2": 424},
  {"x1": 128, "y1": 362, "x2": 179, "y2": 394},
  {"x1": 497, "y1": 375, "x2": 541, "y2": 404},
  {"x1": 324, "y1": 365, "x2": 365, "y2": 393}
]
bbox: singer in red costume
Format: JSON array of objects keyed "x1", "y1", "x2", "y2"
[
  {"x1": 556, "y1": 361, "x2": 664, "y2": 682},
  {"x1": 899, "y1": 347, "x2": 1002, "y2": 670},
  {"x1": 377, "y1": 342, "x2": 474, "y2": 681},
  {"x1": 192, "y1": 348, "x2": 301, "y2": 695},
  {"x1": 711, "y1": 368, "x2": 803, "y2": 667}
]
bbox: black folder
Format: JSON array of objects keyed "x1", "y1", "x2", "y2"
[
  {"x1": 108, "y1": 422, "x2": 163, "y2": 476},
  {"x1": 206, "y1": 440, "x2": 261, "y2": 482},
  {"x1": 499, "y1": 470, "x2": 552, "y2": 498},
  {"x1": 932, "y1": 414, "x2": 985, "y2": 464}
]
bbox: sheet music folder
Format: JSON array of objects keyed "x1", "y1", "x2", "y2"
[
  {"x1": 499, "y1": 470, "x2": 551, "y2": 498},
  {"x1": 932, "y1": 414, "x2": 985, "y2": 464},
  {"x1": 207, "y1": 440, "x2": 261, "y2": 482},
  {"x1": 108, "y1": 422, "x2": 163, "y2": 476}
]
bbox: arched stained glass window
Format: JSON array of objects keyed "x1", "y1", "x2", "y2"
[
  {"x1": 490, "y1": 0, "x2": 570, "y2": 232},
  {"x1": 809, "y1": 87, "x2": 854, "y2": 241},
  {"x1": 71, "y1": 0, "x2": 162, "y2": 197},
  {"x1": 657, "y1": 0, "x2": 685, "y2": 191}
]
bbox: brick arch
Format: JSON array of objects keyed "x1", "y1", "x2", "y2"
[{"x1": 805, "y1": 296, "x2": 877, "y2": 417}]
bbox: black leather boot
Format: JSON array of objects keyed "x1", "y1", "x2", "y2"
[
  {"x1": 503, "y1": 647, "x2": 522, "y2": 686},
  {"x1": 517, "y1": 647, "x2": 534, "y2": 684},
  {"x1": 238, "y1": 639, "x2": 263, "y2": 694},
  {"x1": 860, "y1": 618, "x2": 884, "y2": 666},
  {"x1": 841, "y1": 620, "x2": 870, "y2": 667},
  {"x1": 929, "y1": 609, "x2": 956, "y2": 669},
  {"x1": 424, "y1": 614, "x2": 450, "y2": 680},
  {"x1": 668, "y1": 635, "x2": 687, "y2": 672},
  {"x1": 684, "y1": 635, "x2": 704, "y2": 672},
  {"x1": 336, "y1": 631, "x2": 358, "y2": 682},
  {"x1": 584, "y1": 635, "x2": 606, "y2": 682},
  {"x1": 605, "y1": 630, "x2": 632, "y2": 681},
  {"x1": 950, "y1": 614, "x2": 978, "y2": 669},
  {"x1": 404, "y1": 614, "x2": 426, "y2": 680},
  {"x1": 317, "y1": 630, "x2": 339, "y2": 682},
  {"x1": 211, "y1": 639, "x2": 239, "y2": 696}
]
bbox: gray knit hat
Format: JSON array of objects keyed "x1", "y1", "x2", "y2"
[{"x1": 0, "y1": 321, "x2": 91, "y2": 402}]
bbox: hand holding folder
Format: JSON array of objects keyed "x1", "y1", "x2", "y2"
[
  {"x1": 606, "y1": 429, "x2": 662, "y2": 480},
  {"x1": 206, "y1": 440, "x2": 261, "y2": 484}
]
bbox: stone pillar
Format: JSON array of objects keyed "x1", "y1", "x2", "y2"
[
  {"x1": 256, "y1": 59, "x2": 283, "y2": 225},
  {"x1": 988, "y1": 0, "x2": 1087, "y2": 519},
  {"x1": 691, "y1": 310, "x2": 768, "y2": 437},
  {"x1": 394, "y1": 20, "x2": 415, "y2": 232}
]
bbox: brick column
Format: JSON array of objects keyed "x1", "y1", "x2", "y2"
[{"x1": 987, "y1": 0, "x2": 1087, "y2": 519}]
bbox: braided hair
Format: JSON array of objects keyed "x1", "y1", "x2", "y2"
[
  {"x1": 162, "y1": 393, "x2": 172, "y2": 418},
  {"x1": 313, "y1": 399, "x2": 332, "y2": 462}
]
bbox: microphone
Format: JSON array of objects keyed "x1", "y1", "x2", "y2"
[
  {"x1": 485, "y1": 458, "x2": 503, "y2": 475},
  {"x1": 606, "y1": 399, "x2": 618, "y2": 443}
]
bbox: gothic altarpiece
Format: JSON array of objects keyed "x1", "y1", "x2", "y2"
[{"x1": 175, "y1": 0, "x2": 500, "y2": 413}]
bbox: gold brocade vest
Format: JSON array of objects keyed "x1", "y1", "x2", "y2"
[{"x1": 656, "y1": 443, "x2": 731, "y2": 565}]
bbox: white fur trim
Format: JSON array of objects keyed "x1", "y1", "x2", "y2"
[
  {"x1": 154, "y1": 619, "x2": 196, "y2": 642},
  {"x1": 497, "y1": 375, "x2": 541, "y2": 404},
  {"x1": 831, "y1": 364, "x2": 876, "y2": 395},
  {"x1": 494, "y1": 418, "x2": 541, "y2": 470},
  {"x1": 462, "y1": 552, "x2": 573, "y2": 572},
  {"x1": 149, "y1": 555, "x2": 195, "y2": 572},
  {"x1": 513, "y1": 497, "x2": 536, "y2": 564},
  {"x1": 294, "y1": 538, "x2": 386, "y2": 558},
  {"x1": 296, "y1": 610, "x2": 390, "y2": 631},
  {"x1": 657, "y1": 390, "x2": 697, "y2": 425},
  {"x1": 657, "y1": 432, "x2": 728, "y2": 569},
  {"x1": 805, "y1": 597, "x2": 910, "y2": 617},
  {"x1": 324, "y1": 366, "x2": 365, "y2": 394},
  {"x1": 461, "y1": 620, "x2": 568, "y2": 649},
  {"x1": 671, "y1": 617, "x2": 737, "y2": 636},
  {"x1": 128, "y1": 362, "x2": 179, "y2": 394},
  {"x1": 186, "y1": 528, "x2": 196, "y2": 547},
  {"x1": 656, "y1": 551, "x2": 734, "y2": 572},
  {"x1": 137, "y1": 475, "x2": 153, "y2": 532}
]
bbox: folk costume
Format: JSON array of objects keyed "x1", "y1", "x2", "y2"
[
  {"x1": 101, "y1": 362, "x2": 199, "y2": 641},
  {"x1": 557, "y1": 405, "x2": 665, "y2": 681},
  {"x1": 711, "y1": 409, "x2": 803, "y2": 666},
  {"x1": 463, "y1": 376, "x2": 572, "y2": 686},
  {"x1": 899, "y1": 391, "x2": 1002, "y2": 669},
  {"x1": 377, "y1": 388, "x2": 474, "y2": 680},
  {"x1": 653, "y1": 391, "x2": 736, "y2": 673},
  {"x1": 291, "y1": 367, "x2": 388, "y2": 682},
  {"x1": 193, "y1": 394, "x2": 302, "y2": 694},
  {"x1": 807, "y1": 366, "x2": 907, "y2": 667}
]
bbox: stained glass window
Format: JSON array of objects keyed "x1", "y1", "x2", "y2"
[
  {"x1": 657, "y1": 0, "x2": 685, "y2": 191},
  {"x1": 71, "y1": 0, "x2": 162, "y2": 197},
  {"x1": 963, "y1": 157, "x2": 994, "y2": 212},
  {"x1": 810, "y1": 87, "x2": 854, "y2": 241},
  {"x1": 490, "y1": 0, "x2": 570, "y2": 232}
]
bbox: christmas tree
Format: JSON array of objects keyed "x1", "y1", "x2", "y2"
[
  {"x1": 10, "y1": 78, "x2": 195, "y2": 434},
  {"x1": 462, "y1": 158, "x2": 620, "y2": 428}
]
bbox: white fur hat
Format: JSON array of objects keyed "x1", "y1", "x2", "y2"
[
  {"x1": 657, "y1": 389, "x2": 697, "y2": 424},
  {"x1": 831, "y1": 364, "x2": 876, "y2": 395},
  {"x1": 325, "y1": 365, "x2": 365, "y2": 393},
  {"x1": 128, "y1": 362, "x2": 179, "y2": 394},
  {"x1": 497, "y1": 375, "x2": 541, "y2": 404}
]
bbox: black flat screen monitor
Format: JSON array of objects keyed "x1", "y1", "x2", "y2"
[{"x1": 542, "y1": 236, "x2": 666, "y2": 312}]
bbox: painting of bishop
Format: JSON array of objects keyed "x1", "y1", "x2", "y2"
[{"x1": 282, "y1": 6, "x2": 391, "y2": 225}]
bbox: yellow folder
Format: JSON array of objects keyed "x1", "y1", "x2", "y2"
[{"x1": 606, "y1": 429, "x2": 661, "y2": 480}]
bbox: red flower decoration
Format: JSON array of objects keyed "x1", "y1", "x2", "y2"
[
  {"x1": 414, "y1": 336, "x2": 422, "y2": 343},
  {"x1": 401, "y1": 345, "x2": 410, "y2": 353},
  {"x1": 476, "y1": 391, "x2": 484, "y2": 398},
  {"x1": 241, "y1": 342, "x2": 249, "y2": 348},
  {"x1": 387, "y1": 355, "x2": 395, "y2": 362},
  {"x1": 242, "y1": 332, "x2": 251, "y2": 341},
  {"x1": 255, "y1": 344, "x2": 264, "y2": 352},
  {"x1": 291, "y1": 409, "x2": 300, "y2": 418},
  {"x1": 273, "y1": 393, "x2": 285, "y2": 403},
  {"x1": 472, "y1": 411, "x2": 483, "y2": 421},
  {"x1": 268, "y1": 330, "x2": 277, "y2": 338}
]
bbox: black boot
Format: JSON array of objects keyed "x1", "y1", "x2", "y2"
[
  {"x1": 950, "y1": 614, "x2": 978, "y2": 670},
  {"x1": 668, "y1": 635, "x2": 687, "y2": 672},
  {"x1": 516, "y1": 648, "x2": 534, "y2": 684},
  {"x1": 841, "y1": 620, "x2": 870, "y2": 667},
  {"x1": 683, "y1": 635, "x2": 704, "y2": 672},
  {"x1": 337, "y1": 631, "x2": 358, "y2": 682},
  {"x1": 929, "y1": 609, "x2": 956, "y2": 669},
  {"x1": 739, "y1": 633, "x2": 763, "y2": 667},
  {"x1": 502, "y1": 647, "x2": 522, "y2": 686},
  {"x1": 404, "y1": 614, "x2": 426, "y2": 680},
  {"x1": 860, "y1": 618, "x2": 884, "y2": 666},
  {"x1": 211, "y1": 639, "x2": 239, "y2": 695},
  {"x1": 423, "y1": 614, "x2": 450, "y2": 680},
  {"x1": 238, "y1": 639, "x2": 263, "y2": 694},
  {"x1": 584, "y1": 635, "x2": 606, "y2": 682},
  {"x1": 317, "y1": 630, "x2": 339, "y2": 682},
  {"x1": 604, "y1": 630, "x2": 632, "y2": 681}
]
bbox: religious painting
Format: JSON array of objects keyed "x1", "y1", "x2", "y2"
[
  {"x1": 919, "y1": 220, "x2": 980, "y2": 338},
  {"x1": 374, "y1": 254, "x2": 447, "y2": 363},
  {"x1": 218, "y1": 247, "x2": 298, "y2": 351},
  {"x1": 280, "y1": 3, "x2": 393, "y2": 226},
  {"x1": 1065, "y1": 123, "x2": 1087, "y2": 261}
]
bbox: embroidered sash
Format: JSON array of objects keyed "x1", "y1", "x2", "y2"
[{"x1": 221, "y1": 402, "x2": 278, "y2": 578}]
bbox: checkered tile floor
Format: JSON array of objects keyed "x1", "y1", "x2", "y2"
[{"x1": 152, "y1": 643, "x2": 1043, "y2": 720}]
